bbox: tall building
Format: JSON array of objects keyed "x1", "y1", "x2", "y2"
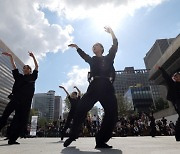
[
  {"x1": 144, "y1": 38, "x2": 175, "y2": 69},
  {"x1": 0, "y1": 40, "x2": 24, "y2": 117},
  {"x1": 143, "y1": 34, "x2": 180, "y2": 119},
  {"x1": 32, "y1": 90, "x2": 62, "y2": 121},
  {"x1": 113, "y1": 67, "x2": 162, "y2": 103},
  {"x1": 54, "y1": 96, "x2": 62, "y2": 121}
]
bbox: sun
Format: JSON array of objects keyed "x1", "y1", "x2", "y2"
[{"x1": 90, "y1": 4, "x2": 127, "y2": 32}]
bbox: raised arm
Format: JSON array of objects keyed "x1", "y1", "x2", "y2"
[
  {"x1": 29, "y1": 51, "x2": 38, "y2": 71},
  {"x1": 59, "y1": 86, "x2": 70, "y2": 96},
  {"x1": 68, "y1": 44, "x2": 91, "y2": 63},
  {"x1": 104, "y1": 26, "x2": 116, "y2": 40},
  {"x1": 74, "y1": 86, "x2": 81, "y2": 97},
  {"x1": 104, "y1": 27, "x2": 118, "y2": 59},
  {"x1": 2, "y1": 52, "x2": 17, "y2": 70},
  {"x1": 156, "y1": 66, "x2": 173, "y2": 85}
]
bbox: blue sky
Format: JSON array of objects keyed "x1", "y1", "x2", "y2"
[{"x1": 0, "y1": 0, "x2": 180, "y2": 107}]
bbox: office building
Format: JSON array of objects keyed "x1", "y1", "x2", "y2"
[
  {"x1": 113, "y1": 67, "x2": 162, "y2": 103},
  {"x1": 124, "y1": 86, "x2": 153, "y2": 112},
  {"x1": 0, "y1": 40, "x2": 24, "y2": 117},
  {"x1": 32, "y1": 90, "x2": 62, "y2": 121}
]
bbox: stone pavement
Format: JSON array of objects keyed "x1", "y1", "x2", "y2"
[{"x1": 0, "y1": 136, "x2": 180, "y2": 154}]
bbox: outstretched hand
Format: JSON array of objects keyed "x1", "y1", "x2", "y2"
[
  {"x1": 68, "y1": 44, "x2": 79, "y2": 49},
  {"x1": 2, "y1": 52, "x2": 12, "y2": 57},
  {"x1": 28, "y1": 51, "x2": 35, "y2": 57},
  {"x1": 104, "y1": 26, "x2": 113, "y2": 34},
  {"x1": 59, "y1": 85, "x2": 64, "y2": 89}
]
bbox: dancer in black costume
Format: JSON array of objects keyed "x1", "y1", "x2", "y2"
[
  {"x1": 64, "y1": 26, "x2": 118, "y2": 148},
  {"x1": 59, "y1": 86, "x2": 81, "y2": 140},
  {"x1": 158, "y1": 66, "x2": 180, "y2": 141},
  {"x1": 0, "y1": 51, "x2": 38, "y2": 144}
]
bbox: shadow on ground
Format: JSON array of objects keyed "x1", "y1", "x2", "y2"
[{"x1": 61, "y1": 146, "x2": 122, "y2": 154}]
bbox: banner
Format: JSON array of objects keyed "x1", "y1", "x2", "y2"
[{"x1": 30, "y1": 116, "x2": 38, "y2": 136}]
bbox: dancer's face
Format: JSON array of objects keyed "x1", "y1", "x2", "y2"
[
  {"x1": 172, "y1": 73, "x2": 180, "y2": 82},
  {"x1": 70, "y1": 92, "x2": 77, "y2": 99},
  {"x1": 23, "y1": 65, "x2": 31, "y2": 75},
  {"x1": 92, "y1": 43, "x2": 104, "y2": 56}
]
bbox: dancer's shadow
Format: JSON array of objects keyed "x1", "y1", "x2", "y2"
[
  {"x1": 61, "y1": 146, "x2": 122, "y2": 154},
  {"x1": 0, "y1": 143, "x2": 10, "y2": 146}
]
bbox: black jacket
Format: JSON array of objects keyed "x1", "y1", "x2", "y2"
[
  {"x1": 76, "y1": 38, "x2": 118, "y2": 81},
  {"x1": 159, "y1": 67, "x2": 180, "y2": 102},
  {"x1": 11, "y1": 69, "x2": 38, "y2": 99}
]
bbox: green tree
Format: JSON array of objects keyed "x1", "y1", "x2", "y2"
[
  {"x1": 153, "y1": 98, "x2": 169, "y2": 112},
  {"x1": 64, "y1": 96, "x2": 71, "y2": 112},
  {"x1": 116, "y1": 93, "x2": 133, "y2": 116},
  {"x1": 38, "y1": 117, "x2": 48, "y2": 129}
]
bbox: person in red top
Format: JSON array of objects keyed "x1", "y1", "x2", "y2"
[
  {"x1": 59, "y1": 86, "x2": 81, "y2": 140},
  {"x1": 0, "y1": 51, "x2": 38, "y2": 145}
]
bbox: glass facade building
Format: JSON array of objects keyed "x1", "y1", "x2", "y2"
[
  {"x1": 113, "y1": 67, "x2": 162, "y2": 103},
  {"x1": 0, "y1": 40, "x2": 24, "y2": 117},
  {"x1": 124, "y1": 86, "x2": 153, "y2": 112}
]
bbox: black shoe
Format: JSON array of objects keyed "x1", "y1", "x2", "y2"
[
  {"x1": 61, "y1": 135, "x2": 64, "y2": 141},
  {"x1": 175, "y1": 136, "x2": 180, "y2": 141},
  {"x1": 63, "y1": 138, "x2": 75, "y2": 147},
  {"x1": 8, "y1": 140, "x2": 20, "y2": 145},
  {"x1": 95, "y1": 143, "x2": 113, "y2": 149}
]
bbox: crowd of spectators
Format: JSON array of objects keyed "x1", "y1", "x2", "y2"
[{"x1": 35, "y1": 113, "x2": 176, "y2": 138}]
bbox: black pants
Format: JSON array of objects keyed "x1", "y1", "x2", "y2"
[
  {"x1": 69, "y1": 78, "x2": 118, "y2": 144},
  {"x1": 0, "y1": 99, "x2": 17, "y2": 131},
  {"x1": 173, "y1": 99, "x2": 180, "y2": 141},
  {"x1": 62, "y1": 111, "x2": 75, "y2": 134},
  {"x1": 8, "y1": 98, "x2": 32, "y2": 142}
]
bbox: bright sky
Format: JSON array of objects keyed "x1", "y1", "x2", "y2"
[{"x1": 0, "y1": 0, "x2": 180, "y2": 108}]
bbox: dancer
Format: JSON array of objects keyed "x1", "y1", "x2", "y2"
[
  {"x1": 64, "y1": 26, "x2": 118, "y2": 148},
  {"x1": 157, "y1": 66, "x2": 180, "y2": 141},
  {"x1": 59, "y1": 86, "x2": 81, "y2": 140},
  {"x1": 1, "y1": 51, "x2": 38, "y2": 144}
]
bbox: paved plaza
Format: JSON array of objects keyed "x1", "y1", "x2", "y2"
[{"x1": 0, "y1": 136, "x2": 180, "y2": 154}]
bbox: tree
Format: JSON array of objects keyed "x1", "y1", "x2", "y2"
[
  {"x1": 153, "y1": 98, "x2": 169, "y2": 112},
  {"x1": 116, "y1": 93, "x2": 134, "y2": 117},
  {"x1": 38, "y1": 117, "x2": 48, "y2": 129},
  {"x1": 64, "y1": 96, "x2": 71, "y2": 112}
]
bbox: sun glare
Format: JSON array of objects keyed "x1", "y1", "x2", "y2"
[{"x1": 90, "y1": 4, "x2": 127, "y2": 32}]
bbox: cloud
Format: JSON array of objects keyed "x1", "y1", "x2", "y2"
[
  {"x1": 0, "y1": 0, "x2": 168, "y2": 67},
  {"x1": 61, "y1": 65, "x2": 89, "y2": 94},
  {"x1": 39, "y1": 0, "x2": 168, "y2": 31},
  {"x1": 0, "y1": 0, "x2": 74, "y2": 67}
]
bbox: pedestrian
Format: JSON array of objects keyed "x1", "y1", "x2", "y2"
[
  {"x1": 0, "y1": 51, "x2": 38, "y2": 144},
  {"x1": 64, "y1": 26, "x2": 118, "y2": 148},
  {"x1": 158, "y1": 66, "x2": 180, "y2": 141},
  {"x1": 59, "y1": 86, "x2": 81, "y2": 140}
]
